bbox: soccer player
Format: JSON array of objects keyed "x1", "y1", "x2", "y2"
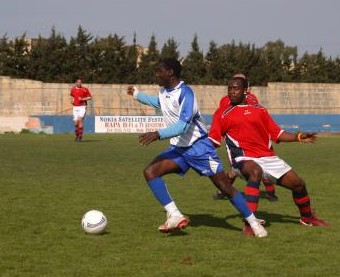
[
  {"x1": 126, "y1": 58, "x2": 267, "y2": 237},
  {"x1": 209, "y1": 76, "x2": 329, "y2": 236},
  {"x1": 219, "y1": 73, "x2": 259, "y2": 108},
  {"x1": 70, "y1": 79, "x2": 92, "y2": 142},
  {"x1": 213, "y1": 73, "x2": 278, "y2": 202}
]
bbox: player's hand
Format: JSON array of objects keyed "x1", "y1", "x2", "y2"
[
  {"x1": 226, "y1": 170, "x2": 237, "y2": 180},
  {"x1": 139, "y1": 131, "x2": 160, "y2": 146},
  {"x1": 299, "y1": 132, "x2": 317, "y2": 143},
  {"x1": 127, "y1": 85, "x2": 136, "y2": 96}
]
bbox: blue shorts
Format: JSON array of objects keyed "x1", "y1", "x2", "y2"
[{"x1": 158, "y1": 137, "x2": 224, "y2": 176}]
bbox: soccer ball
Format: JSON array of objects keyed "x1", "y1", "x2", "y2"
[{"x1": 81, "y1": 210, "x2": 107, "y2": 234}]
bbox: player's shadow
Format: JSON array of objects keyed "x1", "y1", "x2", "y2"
[
  {"x1": 165, "y1": 229, "x2": 190, "y2": 237},
  {"x1": 258, "y1": 211, "x2": 300, "y2": 225},
  {"x1": 259, "y1": 191, "x2": 277, "y2": 200},
  {"x1": 185, "y1": 213, "x2": 242, "y2": 232},
  {"x1": 186, "y1": 211, "x2": 300, "y2": 232},
  {"x1": 77, "y1": 139, "x2": 102, "y2": 143},
  {"x1": 224, "y1": 211, "x2": 300, "y2": 226},
  {"x1": 84, "y1": 230, "x2": 110, "y2": 236}
]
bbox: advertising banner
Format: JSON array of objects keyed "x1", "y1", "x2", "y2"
[{"x1": 95, "y1": 116, "x2": 166, "y2": 133}]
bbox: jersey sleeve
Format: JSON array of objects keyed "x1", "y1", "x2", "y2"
[
  {"x1": 158, "y1": 120, "x2": 189, "y2": 139},
  {"x1": 136, "y1": 91, "x2": 160, "y2": 108},
  {"x1": 219, "y1": 96, "x2": 230, "y2": 108},
  {"x1": 178, "y1": 87, "x2": 194, "y2": 123},
  {"x1": 262, "y1": 108, "x2": 283, "y2": 142},
  {"x1": 208, "y1": 108, "x2": 223, "y2": 147},
  {"x1": 85, "y1": 88, "x2": 92, "y2": 98},
  {"x1": 246, "y1": 93, "x2": 259, "y2": 105}
]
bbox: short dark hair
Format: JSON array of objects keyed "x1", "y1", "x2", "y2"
[
  {"x1": 156, "y1": 58, "x2": 182, "y2": 78},
  {"x1": 232, "y1": 77, "x2": 248, "y2": 89}
]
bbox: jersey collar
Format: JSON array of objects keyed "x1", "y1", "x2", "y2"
[{"x1": 164, "y1": 81, "x2": 184, "y2": 92}]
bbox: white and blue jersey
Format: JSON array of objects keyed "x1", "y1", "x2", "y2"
[
  {"x1": 135, "y1": 81, "x2": 207, "y2": 147},
  {"x1": 134, "y1": 81, "x2": 223, "y2": 176}
]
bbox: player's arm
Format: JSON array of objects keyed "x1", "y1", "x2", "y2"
[
  {"x1": 219, "y1": 96, "x2": 230, "y2": 109},
  {"x1": 208, "y1": 108, "x2": 223, "y2": 148},
  {"x1": 139, "y1": 120, "x2": 190, "y2": 146},
  {"x1": 127, "y1": 85, "x2": 160, "y2": 108},
  {"x1": 81, "y1": 91, "x2": 92, "y2": 101},
  {"x1": 138, "y1": 87, "x2": 193, "y2": 146},
  {"x1": 80, "y1": 88, "x2": 92, "y2": 101},
  {"x1": 81, "y1": 96, "x2": 92, "y2": 101},
  {"x1": 263, "y1": 108, "x2": 317, "y2": 143},
  {"x1": 278, "y1": 131, "x2": 317, "y2": 143},
  {"x1": 158, "y1": 120, "x2": 190, "y2": 139},
  {"x1": 69, "y1": 89, "x2": 74, "y2": 105}
]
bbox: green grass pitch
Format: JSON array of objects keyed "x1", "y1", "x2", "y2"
[{"x1": 0, "y1": 133, "x2": 338, "y2": 276}]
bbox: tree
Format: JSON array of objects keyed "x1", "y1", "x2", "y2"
[
  {"x1": 160, "y1": 37, "x2": 180, "y2": 60},
  {"x1": 327, "y1": 57, "x2": 340, "y2": 83},
  {"x1": 28, "y1": 27, "x2": 68, "y2": 82},
  {"x1": 5, "y1": 34, "x2": 30, "y2": 78},
  {"x1": 1, "y1": 30, "x2": 340, "y2": 85},
  {"x1": 204, "y1": 40, "x2": 224, "y2": 84},
  {"x1": 182, "y1": 34, "x2": 206, "y2": 84},
  {"x1": 66, "y1": 26, "x2": 94, "y2": 82},
  {"x1": 136, "y1": 34, "x2": 160, "y2": 84},
  {"x1": 245, "y1": 46, "x2": 267, "y2": 86},
  {"x1": 0, "y1": 34, "x2": 11, "y2": 76},
  {"x1": 298, "y1": 49, "x2": 329, "y2": 83},
  {"x1": 90, "y1": 34, "x2": 131, "y2": 83},
  {"x1": 261, "y1": 40, "x2": 298, "y2": 83},
  {"x1": 122, "y1": 32, "x2": 139, "y2": 84}
]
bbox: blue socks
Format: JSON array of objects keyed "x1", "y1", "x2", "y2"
[
  {"x1": 148, "y1": 178, "x2": 252, "y2": 219},
  {"x1": 147, "y1": 177, "x2": 173, "y2": 206},
  {"x1": 230, "y1": 192, "x2": 252, "y2": 218}
]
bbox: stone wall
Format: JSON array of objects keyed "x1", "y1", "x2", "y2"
[
  {"x1": 254, "y1": 83, "x2": 340, "y2": 114},
  {"x1": 1, "y1": 76, "x2": 340, "y2": 117}
]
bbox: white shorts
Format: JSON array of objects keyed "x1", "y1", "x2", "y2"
[
  {"x1": 233, "y1": 156, "x2": 292, "y2": 181},
  {"x1": 73, "y1": 106, "x2": 87, "y2": 121}
]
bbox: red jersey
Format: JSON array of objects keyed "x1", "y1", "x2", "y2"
[
  {"x1": 219, "y1": 92, "x2": 259, "y2": 108},
  {"x1": 70, "y1": 86, "x2": 92, "y2": 106},
  {"x1": 209, "y1": 104, "x2": 283, "y2": 164}
]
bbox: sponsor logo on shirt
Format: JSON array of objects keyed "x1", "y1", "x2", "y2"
[{"x1": 244, "y1": 109, "x2": 251, "y2": 115}]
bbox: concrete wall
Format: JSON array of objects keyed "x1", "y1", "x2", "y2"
[
  {"x1": 0, "y1": 76, "x2": 340, "y2": 133},
  {"x1": 1, "y1": 76, "x2": 340, "y2": 117},
  {"x1": 35, "y1": 114, "x2": 340, "y2": 134},
  {"x1": 0, "y1": 116, "x2": 30, "y2": 133},
  {"x1": 254, "y1": 83, "x2": 340, "y2": 114}
]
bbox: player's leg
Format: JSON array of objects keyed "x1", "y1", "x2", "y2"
[
  {"x1": 239, "y1": 160, "x2": 262, "y2": 214},
  {"x1": 77, "y1": 118, "x2": 84, "y2": 141},
  {"x1": 74, "y1": 121, "x2": 79, "y2": 140},
  {"x1": 212, "y1": 170, "x2": 236, "y2": 200},
  {"x1": 262, "y1": 178, "x2": 278, "y2": 202},
  {"x1": 77, "y1": 107, "x2": 86, "y2": 141},
  {"x1": 185, "y1": 139, "x2": 267, "y2": 237},
  {"x1": 277, "y1": 170, "x2": 329, "y2": 226},
  {"x1": 236, "y1": 160, "x2": 267, "y2": 235},
  {"x1": 209, "y1": 170, "x2": 267, "y2": 238},
  {"x1": 210, "y1": 170, "x2": 253, "y2": 216},
  {"x1": 143, "y1": 150, "x2": 190, "y2": 233},
  {"x1": 72, "y1": 107, "x2": 79, "y2": 140}
]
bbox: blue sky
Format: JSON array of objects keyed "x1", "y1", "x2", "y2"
[{"x1": 1, "y1": 0, "x2": 339, "y2": 58}]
